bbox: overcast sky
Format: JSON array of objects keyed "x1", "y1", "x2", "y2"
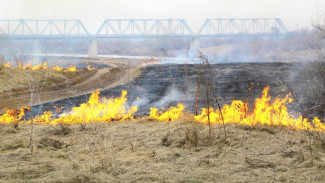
[{"x1": 0, "y1": 0, "x2": 324, "y2": 33}]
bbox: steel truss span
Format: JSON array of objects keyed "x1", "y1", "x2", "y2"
[
  {"x1": 0, "y1": 18, "x2": 288, "y2": 39},
  {"x1": 197, "y1": 18, "x2": 288, "y2": 37},
  {"x1": 96, "y1": 19, "x2": 194, "y2": 38},
  {"x1": 0, "y1": 20, "x2": 90, "y2": 39}
]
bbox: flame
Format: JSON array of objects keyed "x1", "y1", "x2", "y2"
[
  {"x1": 18, "y1": 62, "x2": 23, "y2": 69},
  {"x1": 22, "y1": 59, "x2": 34, "y2": 70},
  {"x1": 87, "y1": 65, "x2": 95, "y2": 71},
  {"x1": 149, "y1": 104, "x2": 185, "y2": 122},
  {"x1": 0, "y1": 86, "x2": 324, "y2": 132},
  {"x1": 52, "y1": 65, "x2": 64, "y2": 71},
  {"x1": 1, "y1": 60, "x2": 91, "y2": 72},
  {"x1": 33, "y1": 111, "x2": 54, "y2": 123},
  {"x1": 194, "y1": 86, "x2": 325, "y2": 132},
  {"x1": 0, "y1": 90, "x2": 137, "y2": 124},
  {"x1": 0, "y1": 108, "x2": 18, "y2": 124},
  {"x1": 3, "y1": 62, "x2": 11, "y2": 68},
  {"x1": 51, "y1": 89, "x2": 138, "y2": 124},
  {"x1": 66, "y1": 65, "x2": 77, "y2": 72},
  {"x1": 31, "y1": 62, "x2": 48, "y2": 70},
  {"x1": 0, "y1": 107, "x2": 29, "y2": 124},
  {"x1": 140, "y1": 60, "x2": 160, "y2": 67}
]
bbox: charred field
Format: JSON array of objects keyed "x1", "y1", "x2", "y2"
[{"x1": 34, "y1": 62, "x2": 316, "y2": 118}]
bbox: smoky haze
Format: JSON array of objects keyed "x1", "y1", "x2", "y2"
[
  {"x1": 0, "y1": 0, "x2": 324, "y2": 32},
  {"x1": 0, "y1": 0, "x2": 322, "y2": 63},
  {"x1": 0, "y1": 30, "x2": 313, "y2": 64}
]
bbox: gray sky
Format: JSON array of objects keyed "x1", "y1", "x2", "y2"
[{"x1": 0, "y1": 0, "x2": 324, "y2": 33}]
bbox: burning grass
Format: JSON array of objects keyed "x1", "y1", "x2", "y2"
[
  {"x1": 2, "y1": 59, "x2": 95, "y2": 72},
  {"x1": 195, "y1": 86, "x2": 325, "y2": 132},
  {"x1": 51, "y1": 90, "x2": 138, "y2": 124},
  {"x1": 1, "y1": 86, "x2": 324, "y2": 133}
]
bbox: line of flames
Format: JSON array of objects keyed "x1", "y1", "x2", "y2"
[
  {"x1": 140, "y1": 60, "x2": 160, "y2": 67},
  {"x1": 0, "y1": 86, "x2": 324, "y2": 132},
  {"x1": 2, "y1": 60, "x2": 95, "y2": 72}
]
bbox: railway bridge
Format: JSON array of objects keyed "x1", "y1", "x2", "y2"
[{"x1": 0, "y1": 18, "x2": 288, "y2": 58}]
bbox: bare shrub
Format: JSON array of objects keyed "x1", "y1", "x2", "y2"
[
  {"x1": 306, "y1": 18, "x2": 325, "y2": 119},
  {"x1": 284, "y1": 17, "x2": 325, "y2": 120},
  {"x1": 195, "y1": 51, "x2": 226, "y2": 139}
]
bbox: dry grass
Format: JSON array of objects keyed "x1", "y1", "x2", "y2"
[
  {"x1": 0, "y1": 120, "x2": 325, "y2": 182},
  {"x1": 0, "y1": 67, "x2": 141, "y2": 110},
  {"x1": 0, "y1": 67, "x2": 73, "y2": 92},
  {"x1": 0, "y1": 67, "x2": 95, "y2": 109}
]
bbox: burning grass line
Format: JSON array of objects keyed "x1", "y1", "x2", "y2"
[
  {"x1": 0, "y1": 86, "x2": 324, "y2": 132},
  {"x1": 194, "y1": 86, "x2": 325, "y2": 132},
  {"x1": 149, "y1": 104, "x2": 185, "y2": 122},
  {"x1": 2, "y1": 61, "x2": 95, "y2": 72},
  {"x1": 50, "y1": 90, "x2": 138, "y2": 124}
]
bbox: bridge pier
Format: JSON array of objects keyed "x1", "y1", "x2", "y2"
[
  {"x1": 189, "y1": 38, "x2": 200, "y2": 52},
  {"x1": 88, "y1": 39, "x2": 98, "y2": 58}
]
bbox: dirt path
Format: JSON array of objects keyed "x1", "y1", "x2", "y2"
[
  {"x1": 35, "y1": 68, "x2": 140, "y2": 108},
  {"x1": 75, "y1": 68, "x2": 111, "y2": 87}
]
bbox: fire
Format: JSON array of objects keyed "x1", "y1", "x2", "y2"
[
  {"x1": 0, "y1": 90, "x2": 137, "y2": 124},
  {"x1": 0, "y1": 86, "x2": 324, "y2": 133},
  {"x1": 0, "y1": 108, "x2": 18, "y2": 124},
  {"x1": 3, "y1": 62, "x2": 11, "y2": 68},
  {"x1": 0, "y1": 107, "x2": 29, "y2": 124},
  {"x1": 87, "y1": 65, "x2": 95, "y2": 71},
  {"x1": 52, "y1": 65, "x2": 64, "y2": 71},
  {"x1": 2, "y1": 60, "x2": 94, "y2": 72},
  {"x1": 194, "y1": 86, "x2": 325, "y2": 132},
  {"x1": 31, "y1": 62, "x2": 48, "y2": 70},
  {"x1": 66, "y1": 65, "x2": 77, "y2": 72},
  {"x1": 51, "y1": 89, "x2": 138, "y2": 124},
  {"x1": 33, "y1": 111, "x2": 54, "y2": 123},
  {"x1": 140, "y1": 60, "x2": 160, "y2": 67},
  {"x1": 149, "y1": 104, "x2": 185, "y2": 122}
]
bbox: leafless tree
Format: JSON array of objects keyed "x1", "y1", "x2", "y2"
[
  {"x1": 25, "y1": 69, "x2": 50, "y2": 155},
  {"x1": 307, "y1": 16, "x2": 325, "y2": 120},
  {"x1": 196, "y1": 51, "x2": 226, "y2": 139}
]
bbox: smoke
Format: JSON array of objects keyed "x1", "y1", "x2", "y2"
[
  {"x1": 194, "y1": 30, "x2": 313, "y2": 63},
  {"x1": 131, "y1": 97, "x2": 150, "y2": 108},
  {"x1": 152, "y1": 85, "x2": 190, "y2": 108}
]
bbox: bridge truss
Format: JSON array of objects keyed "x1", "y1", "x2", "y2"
[
  {"x1": 197, "y1": 18, "x2": 288, "y2": 37},
  {"x1": 96, "y1": 19, "x2": 194, "y2": 38},
  {"x1": 0, "y1": 19, "x2": 89, "y2": 39},
  {"x1": 0, "y1": 18, "x2": 289, "y2": 39}
]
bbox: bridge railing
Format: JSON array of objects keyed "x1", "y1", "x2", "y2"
[
  {"x1": 0, "y1": 19, "x2": 90, "y2": 39},
  {"x1": 96, "y1": 19, "x2": 194, "y2": 38}
]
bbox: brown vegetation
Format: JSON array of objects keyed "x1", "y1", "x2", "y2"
[
  {"x1": 0, "y1": 65, "x2": 141, "y2": 110},
  {"x1": 0, "y1": 121, "x2": 324, "y2": 182}
]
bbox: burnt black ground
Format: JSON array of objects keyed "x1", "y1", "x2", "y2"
[{"x1": 32, "y1": 62, "x2": 315, "y2": 119}]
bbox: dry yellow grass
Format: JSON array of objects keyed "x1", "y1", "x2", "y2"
[
  {"x1": 0, "y1": 67, "x2": 74, "y2": 92},
  {"x1": 0, "y1": 120, "x2": 324, "y2": 182},
  {"x1": 0, "y1": 67, "x2": 96, "y2": 109},
  {"x1": 0, "y1": 66, "x2": 141, "y2": 110}
]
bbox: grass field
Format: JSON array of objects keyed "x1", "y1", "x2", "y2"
[{"x1": 0, "y1": 120, "x2": 325, "y2": 182}]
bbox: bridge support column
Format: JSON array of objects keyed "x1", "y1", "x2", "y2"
[
  {"x1": 189, "y1": 38, "x2": 200, "y2": 52},
  {"x1": 88, "y1": 39, "x2": 98, "y2": 58}
]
